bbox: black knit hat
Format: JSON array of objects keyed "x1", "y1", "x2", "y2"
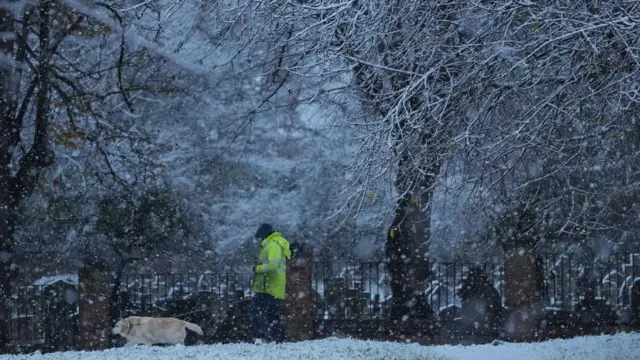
[{"x1": 255, "y1": 223, "x2": 275, "y2": 240}]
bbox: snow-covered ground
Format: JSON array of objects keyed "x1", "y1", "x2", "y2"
[{"x1": 1, "y1": 333, "x2": 637, "y2": 360}]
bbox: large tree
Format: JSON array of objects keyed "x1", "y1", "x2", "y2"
[
  {"x1": 458, "y1": 1, "x2": 640, "y2": 256},
  {"x1": 270, "y1": 0, "x2": 484, "y2": 331},
  {"x1": 0, "y1": 0, "x2": 200, "y2": 347},
  {"x1": 192, "y1": 0, "x2": 484, "y2": 330},
  {"x1": 252, "y1": 0, "x2": 640, "y2": 329},
  {"x1": 1, "y1": 1, "x2": 57, "y2": 347}
]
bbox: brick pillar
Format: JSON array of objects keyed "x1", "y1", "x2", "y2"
[
  {"x1": 284, "y1": 257, "x2": 315, "y2": 341},
  {"x1": 503, "y1": 246, "x2": 545, "y2": 341},
  {"x1": 77, "y1": 259, "x2": 111, "y2": 350}
]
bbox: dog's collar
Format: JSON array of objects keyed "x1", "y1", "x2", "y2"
[{"x1": 126, "y1": 322, "x2": 134, "y2": 335}]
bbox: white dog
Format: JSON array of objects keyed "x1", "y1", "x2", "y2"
[{"x1": 112, "y1": 316, "x2": 204, "y2": 347}]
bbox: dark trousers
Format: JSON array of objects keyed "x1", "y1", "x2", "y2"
[{"x1": 249, "y1": 292, "x2": 283, "y2": 342}]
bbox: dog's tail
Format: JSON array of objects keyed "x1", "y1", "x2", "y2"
[{"x1": 183, "y1": 321, "x2": 204, "y2": 335}]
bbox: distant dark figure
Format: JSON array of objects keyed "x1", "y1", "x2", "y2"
[
  {"x1": 438, "y1": 305, "x2": 462, "y2": 338},
  {"x1": 249, "y1": 224, "x2": 292, "y2": 343},
  {"x1": 458, "y1": 267, "x2": 503, "y2": 336},
  {"x1": 574, "y1": 280, "x2": 617, "y2": 331},
  {"x1": 386, "y1": 292, "x2": 436, "y2": 339},
  {"x1": 411, "y1": 294, "x2": 436, "y2": 331}
]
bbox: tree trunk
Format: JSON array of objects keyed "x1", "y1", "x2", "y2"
[
  {"x1": 0, "y1": 203, "x2": 16, "y2": 350},
  {"x1": 0, "y1": 2, "x2": 55, "y2": 348},
  {"x1": 385, "y1": 156, "x2": 435, "y2": 335},
  {"x1": 108, "y1": 268, "x2": 124, "y2": 325},
  {"x1": 0, "y1": 5, "x2": 17, "y2": 349},
  {"x1": 108, "y1": 257, "x2": 138, "y2": 325}
]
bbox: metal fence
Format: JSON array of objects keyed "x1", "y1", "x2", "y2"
[
  {"x1": 540, "y1": 253, "x2": 640, "y2": 310},
  {"x1": 113, "y1": 255, "x2": 640, "y2": 321},
  {"x1": 311, "y1": 262, "x2": 389, "y2": 319},
  {"x1": 424, "y1": 254, "x2": 640, "y2": 312},
  {"x1": 7, "y1": 284, "x2": 79, "y2": 345},
  {"x1": 310, "y1": 262, "x2": 504, "y2": 319},
  {"x1": 114, "y1": 273, "x2": 253, "y2": 323},
  {"x1": 8, "y1": 285, "x2": 47, "y2": 342},
  {"x1": 7, "y1": 253, "x2": 640, "y2": 343},
  {"x1": 425, "y1": 262, "x2": 504, "y2": 312}
]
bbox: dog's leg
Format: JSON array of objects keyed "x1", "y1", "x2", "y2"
[
  {"x1": 142, "y1": 334, "x2": 156, "y2": 346},
  {"x1": 124, "y1": 341, "x2": 137, "y2": 348},
  {"x1": 139, "y1": 338, "x2": 153, "y2": 346}
]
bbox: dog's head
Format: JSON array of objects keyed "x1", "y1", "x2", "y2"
[{"x1": 112, "y1": 318, "x2": 131, "y2": 336}]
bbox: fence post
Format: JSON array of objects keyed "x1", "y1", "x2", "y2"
[
  {"x1": 284, "y1": 251, "x2": 315, "y2": 341},
  {"x1": 77, "y1": 258, "x2": 110, "y2": 350}
]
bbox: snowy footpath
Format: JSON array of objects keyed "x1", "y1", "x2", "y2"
[{"x1": 1, "y1": 333, "x2": 637, "y2": 360}]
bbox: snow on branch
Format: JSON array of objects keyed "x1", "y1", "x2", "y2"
[{"x1": 60, "y1": 0, "x2": 209, "y2": 74}]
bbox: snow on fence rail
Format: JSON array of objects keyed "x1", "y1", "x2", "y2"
[
  {"x1": 113, "y1": 256, "x2": 640, "y2": 321},
  {"x1": 115, "y1": 273, "x2": 253, "y2": 322},
  {"x1": 541, "y1": 253, "x2": 640, "y2": 310},
  {"x1": 6, "y1": 254, "x2": 640, "y2": 341}
]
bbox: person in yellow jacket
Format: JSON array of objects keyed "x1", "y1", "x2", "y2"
[{"x1": 249, "y1": 223, "x2": 291, "y2": 343}]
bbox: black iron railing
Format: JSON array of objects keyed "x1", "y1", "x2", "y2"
[
  {"x1": 114, "y1": 273, "x2": 253, "y2": 323},
  {"x1": 112, "y1": 255, "x2": 640, "y2": 321},
  {"x1": 540, "y1": 253, "x2": 640, "y2": 310},
  {"x1": 8, "y1": 285, "x2": 47, "y2": 341},
  {"x1": 7, "y1": 253, "x2": 640, "y2": 343}
]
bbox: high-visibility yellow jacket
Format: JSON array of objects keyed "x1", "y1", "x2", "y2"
[{"x1": 251, "y1": 232, "x2": 291, "y2": 300}]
